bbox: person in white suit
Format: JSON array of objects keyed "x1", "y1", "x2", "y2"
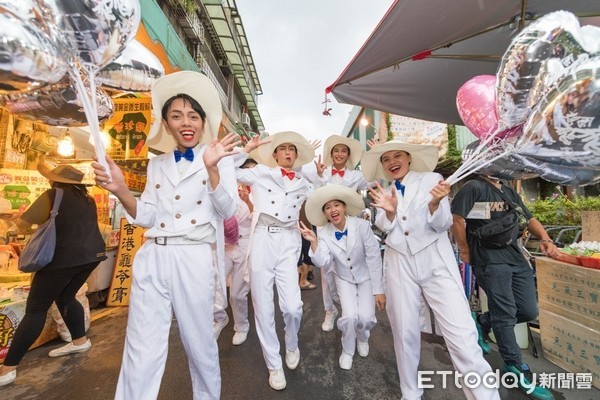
[
  {"x1": 301, "y1": 135, "x2": 370, "y2": 332},
  {"x1": 299, "y1": 185, "x2": 385, "y2": 371},
  {"x1": 234, "y1": 131, "x2": 315, "y2": 391},
  {"x1": 362, "y1": 141, "x2": 500, "y2": 400},
  {"x1": 92, "y1": 71, "x2": 239, "y2": 400}
]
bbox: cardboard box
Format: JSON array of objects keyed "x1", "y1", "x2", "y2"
[
  {"x1": 536, "y1": 257, "x2": 600, "y2": 332},
  {"x1": 581, "y1": 211, "x2": 600, "y2": 242},
  {"x1": 539, "y1": 309, "x2": 600, "y2": 389}
]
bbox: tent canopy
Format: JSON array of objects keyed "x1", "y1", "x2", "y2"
[{"x1": 327, "y1": 0, "x2": 600, "y2": 125}]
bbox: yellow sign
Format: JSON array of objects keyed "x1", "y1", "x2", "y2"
[
  {"x1": 106, "y1": 218, "x2": 146, "y2": 306},
  {"x1": 103, "y1": 97, "x2": 151, "y2": 160}
]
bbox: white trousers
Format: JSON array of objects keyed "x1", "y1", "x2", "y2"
[
  {"x1": 335, "y1": 276, "x2": 377, "y2": 355},
  {"x1": 221, "y1": 240, "x2": 250, "y2": 332},
  {"x1": 115, "y1": 242, "x2": 220, "y2": 400},
  {"x1": 321, "y1": 264, "x2": 338, "y2": 312},
  {"x1": 384, "y1": 246, "x2": 500, "y2": 400},
  {"x1": 250, "y1": 228, "x2": 303, "y2": 371}
]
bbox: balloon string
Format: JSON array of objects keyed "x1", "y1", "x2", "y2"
[{"x1": 70, "y1": 63, "x2": 112, "y2": 182}]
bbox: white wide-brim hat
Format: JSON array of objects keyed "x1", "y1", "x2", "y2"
[
  {"x1": 250, "y1": 131, "x2": 315, "y2": 169},
  {"x1": 146, "y1": 71, "x2": 222, "y2": 153},
  {"x1": 322, "y1": 135, "x2": 363, "y2": 169},
  {"x1": 361, "y1": 140, "x2": 439, "y2": 181},
  {"x1": 305, "y1": 185, "x2": 365, "y2": 227}
]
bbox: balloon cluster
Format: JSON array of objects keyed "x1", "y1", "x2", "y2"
[
  {"x1": 455, "y1": 11, "x2": 600, "y2": 186},
  {"x1": 0, "y1": 0, "x2": 163, "y2": 128}
]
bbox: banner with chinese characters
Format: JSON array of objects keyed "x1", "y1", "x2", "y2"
[
  {"x1": 103, "y1": 96, "x2": 151, "y2": 160},
  {"x1": 106, "y1": 218, "x2": 146, "y2": 306}
]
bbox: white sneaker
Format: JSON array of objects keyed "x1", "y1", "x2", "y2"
[
  {"x1": 214, "y1": 317, "x2": 229, "y2": 340},
  {"x1": 48, "y1": 339, "x2": 92, "y2": 358},
  {"x1": 357, "y1": 340, "x2": 369, "y2": 357},
  {"x1": 285, "y1": 348, "x2": 300, "y2": 370},
  {"x1": 321, "y1": 308, "x2": 338, "y2": 332},
  {"x1": 268, "y1": 369, "x2": 286, "y2": 390},
  {"x1": 232, "y1": 331, "x2": 248, "y2": 346},
  {"x1": 0, "y1": 370, "x2": 16, "y2": 387},
  {"x1": 339, "y1": 352, "x2": 353, "y2": 370}
]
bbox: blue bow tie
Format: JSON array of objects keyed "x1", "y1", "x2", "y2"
[
  {"x1": 174, "y1": 148, "x2": 194, "y2": 162},
  {"x1": 394, "y1": 180, "x2": 405, "y2": 196},
  {"x1": 335, "y1": 229, "x2": 348, "y2": 240}
]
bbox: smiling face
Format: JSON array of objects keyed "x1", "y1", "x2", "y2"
[
  {"x1": 380, "y1": 150, "x2": 411, "y2": 181},
  {"x1": 323, "y1": 199, "x2": 347, "y2": 230},
  {"x1": 273, "y1": 143, "x2": 298, "y2": 169},
  {"x1": 162, "y1": 97, "x2": 205, "y2": 151},
  {"x1": 331, "y1": 144, "x2": 350, "y2": 169}
]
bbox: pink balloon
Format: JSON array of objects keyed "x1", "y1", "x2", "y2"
[{"x1": 456, "y1": 75, "x2": 499, "y2": 140}]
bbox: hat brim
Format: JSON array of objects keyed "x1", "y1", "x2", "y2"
[
  {"x1": 37, "y1": 162, "x2": 84, "y2": 184},
  {"x1": 322, "y1": 135, "x2": 363, "y2": 169},
  {"x1": 250, "y1": 131, "x2": 315, "y2": 169},
  {"x1": 305, "y1": 185, "x2": 365, "y2": 227},
  {"x1": 146, "y1": 71, "x2": 222, "y2": 153},
  {"x1": 361, "y1": 141, "x2": 439, "y2": 181}
]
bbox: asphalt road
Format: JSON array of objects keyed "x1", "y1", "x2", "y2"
[{"x1": 1, "y1": 271, "x2": 598, "y2": 399}]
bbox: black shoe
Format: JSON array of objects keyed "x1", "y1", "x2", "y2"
[
  {"x1": 503, "y1": 363, "x2": 554, "y2": 400},
  {"x1": 307, "y1": 271, "x2": 314, "y2": 281}
]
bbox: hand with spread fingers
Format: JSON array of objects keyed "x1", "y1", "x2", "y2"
[
  {"x1": 368, "y1": 182, "x2": 397, "y2": 215},
  {"x1": 366, "y1": 138, "x2": 380, "y2": 149},
  {"x1": 243, "y1": 133, "x2": 271, "y2": 153},
  {"x1": 309, "y1": 139, "x2": 322, "y2": 151},
  {"x1": 203, "y1": 132, "x2": 241, "y2": 168}
]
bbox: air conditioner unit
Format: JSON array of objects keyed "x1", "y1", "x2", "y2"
[{"x1": 241, "y1": 113, "x2": 251, "y2": 127}]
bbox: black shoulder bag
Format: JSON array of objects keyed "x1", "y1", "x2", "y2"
[{"x1": 469, "y1": 181, "x2": 527, "y2": 249}]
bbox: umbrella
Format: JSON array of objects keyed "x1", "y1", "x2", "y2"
[{"x1": 326, "y1": 0, "x2": 600, "y2": 125}]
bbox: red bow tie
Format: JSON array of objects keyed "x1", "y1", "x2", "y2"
[
  {"x1": 281, "y1": 168, "x2": 295, "y2": 180},
  {"x1": 331, "y1": 168, "x2": 345, "y2": 177}
]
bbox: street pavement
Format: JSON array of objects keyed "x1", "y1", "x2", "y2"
[{"x1": 1, "y1": 271, "x2": 598, "y2": 399}]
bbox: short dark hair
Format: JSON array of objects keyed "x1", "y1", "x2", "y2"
[{"x1": 161, "y1": 94, "x2": 206, "y2": 122}]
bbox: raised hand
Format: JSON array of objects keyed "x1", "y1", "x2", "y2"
[
  {"x1": 366, "y1": 138, "x2": 380, "y2": 149},
  {"x1": 309, "y1": 139, "x2": 322, "y2": 151},
  {"x1": 298, "y1": 221, "x2": 317, "y2": 243},
  {"x1": 314, "y1": 155, "x2": 326, "y2": 177},
  {"x1": 203, "y1": 132, "x2": 240, "y2": 168},
  {"x1": 368, "y1": 181, "x2": 397, "y2": 214},
  {"x1": 244, "y1": 133, "x2": 271, "y2": 153}
]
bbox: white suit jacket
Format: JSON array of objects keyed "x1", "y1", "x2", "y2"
[
  {"x1": 301, "y1": 163, "x2": 370, "y2": 191},
  {"x1": 375, "y1": 170, "x2": 463, "y2": 335},
  {"x1": 127, "y1": 145, "x2": 238, "y2": 296},
  {"x1": 235, "y1": 164, "x2": 313, "y2": 224},
  {"x1": 310, "y1": 216, "x2": 384, "y2": 295}
]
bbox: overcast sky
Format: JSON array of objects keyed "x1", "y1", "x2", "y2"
[{"x1": 235, "y1": 0, "x2": 393, "y2": 143}]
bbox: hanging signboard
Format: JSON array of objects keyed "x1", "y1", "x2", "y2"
[{"x1": 106, "y1": 218, "x2": 145, "y2": 306}]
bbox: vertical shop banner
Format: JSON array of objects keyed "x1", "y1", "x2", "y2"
[
  {"x1": 104, "y1": 97, "x2": 151, "y2": 160},
  {"x1": 106, "y1": 218, "x2": 145, "y2": 306}
]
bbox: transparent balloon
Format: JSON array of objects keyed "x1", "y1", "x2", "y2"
[
  {"x1": 98, "y1": 39, "x2": 164, "y2": 92},
  {"x1": 496, "y1": 11, "x2": 588, "y2": 128},
  {"x1": 48, "y1": 0, "x2": 141, "y2": 69},
  {"x1": 520, "y1": 55, "x2": 600, "y2": 168},
  {"x1": 0, "y1": 78, "x2": 114, "y2": 126},
  {"x1": 0, "y1": 11, "x2": 67, "y2": 93}
]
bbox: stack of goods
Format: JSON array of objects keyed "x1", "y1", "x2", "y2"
[{"x1": 559, "y1": 241, "x2": 600, "y2": 269}]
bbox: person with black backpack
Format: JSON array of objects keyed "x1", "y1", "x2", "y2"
[{"x1": 451, "y1": 175, "x2": 560, "y2": 400}]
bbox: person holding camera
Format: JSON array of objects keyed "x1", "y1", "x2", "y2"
[{"x1": 451, "y1": 175, "x2": 559, "y2": 400}]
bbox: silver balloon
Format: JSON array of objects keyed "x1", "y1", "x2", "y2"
[
  {"x1": 98, "y1": 39, "x2": 164, "y2": 92},
  {"x1": 48, "y1": 0, "x2": 141, "y2": 69},
  {"x1": 520, "y1": 55, "x2": 600, "y2": 168},
  {"x1": 511, "y1": 154, "x2": 600, "y2": 186},
  {"x1": 461, "y1": 140, "x2": 538, "y2": 180},
  {"x1": 496, "y1": 11, "x2": 588, "y2": 129},
  {"x1": 0, "y1": 11, "x2": 67, "y2": 93},
  {"x1": 0, "y1": 78, "x2": 113, "y2": 126}
]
